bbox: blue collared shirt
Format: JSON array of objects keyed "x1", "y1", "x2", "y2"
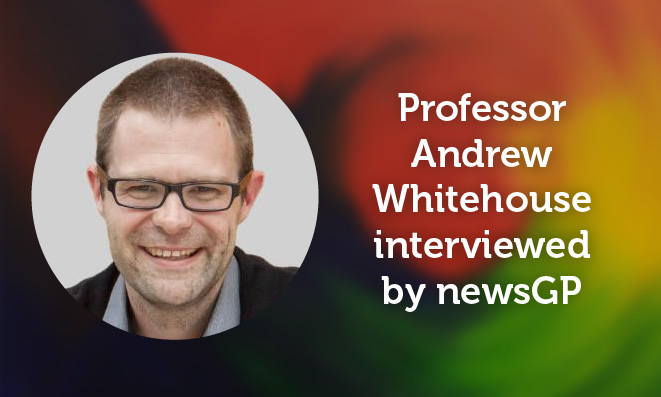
[{"x1": 102, "y1": 256, "x2": 241, "y2": 337}]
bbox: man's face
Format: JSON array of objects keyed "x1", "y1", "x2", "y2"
[{"x1": 88, "y1": 108, "x2": 262, "y2": 307}]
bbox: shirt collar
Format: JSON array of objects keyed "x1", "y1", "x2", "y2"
[{"x1": 102, "y1": 256, "x2": 241, "y2": 337}]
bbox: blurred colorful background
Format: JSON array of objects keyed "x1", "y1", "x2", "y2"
[{"x1": 2, "y1": 0, "x2": 661, "y2": 395}]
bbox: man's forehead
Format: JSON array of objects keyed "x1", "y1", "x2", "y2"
[
  {"x1": 106, "y1": 108, "x2": 239, "y2": 179},
  {"x1": 115, "y1": 107, "x2": 230, "y2": 133}
]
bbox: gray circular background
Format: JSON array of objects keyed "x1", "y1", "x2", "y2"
[{"x1": 33, "y1": 53, "x2": 317, "y2": 288}]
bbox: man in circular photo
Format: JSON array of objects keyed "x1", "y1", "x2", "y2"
[{"x1": 69, "y1": 58, "x2": 297, "y2": 339}]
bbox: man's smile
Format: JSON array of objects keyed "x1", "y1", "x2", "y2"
[
  {"x1": 143, "y1": 246, "x2": 200, "y2": 258},
  {"x1": 140, "y1": 246, "x2": 204, "y2": 265}
]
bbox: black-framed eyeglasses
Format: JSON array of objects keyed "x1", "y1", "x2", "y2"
[{"x1": 98, "y1": 167, "x2": 252, "y2": 212}]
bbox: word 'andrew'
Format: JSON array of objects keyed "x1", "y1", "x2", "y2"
[
  {"x1": 399, "y1": 93, "x2": 566, "y2": 122},
  {"x1": 411, "y1": 138, "x2": 551, "y2": 168}
]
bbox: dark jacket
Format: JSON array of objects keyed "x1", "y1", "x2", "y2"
[{"x1": 68, "y1": 247, "x2": 297, "y2": 323}]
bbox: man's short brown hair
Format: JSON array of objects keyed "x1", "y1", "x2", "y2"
[{"x1": 97, "y1": 57, "x2": 253, "y2": 178}]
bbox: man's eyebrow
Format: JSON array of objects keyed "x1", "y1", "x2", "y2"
[
  {"x1": 114, "y1": 173, "x2": 159, "y2": 180},
  {"x1": 184, "y1": 176, "x2": 236, "y2": 183},
  {"x1": 117, "y1": 174, "x2": 236, "y2": 183}
]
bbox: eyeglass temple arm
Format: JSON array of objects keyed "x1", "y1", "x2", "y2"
[
  {"x1": 96, "y1": 165, "x2": 109, "y2": 186},
  {"x1": 238, "y1": 170, "x2": 253, "y2": 194}
]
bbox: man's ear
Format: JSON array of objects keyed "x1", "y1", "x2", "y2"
[
  {"x1": 86, "y1": 165, "x2": 106, "y2": 217},
  {"x1": 238, "y1": 170, "x2": 265, "y2": 224}
]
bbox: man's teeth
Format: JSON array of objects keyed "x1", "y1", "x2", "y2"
[{"x1": 145, "y1": 247, "x2": 197, "y2": 258}]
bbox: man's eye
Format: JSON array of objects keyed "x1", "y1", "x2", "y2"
[
  {"x1": 120, "y1": 184, "x2": 160, "y2": 198},
  {"x1": 192, "y1": 186, "x2": 222, "y2": 195},
  {"x1": 131, "y1": 185, "x2": 156, "y2": 192}
]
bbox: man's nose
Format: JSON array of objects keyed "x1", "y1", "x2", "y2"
[{"x1": 151, "y1": 192, "x2": 193, "y2": 235}]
